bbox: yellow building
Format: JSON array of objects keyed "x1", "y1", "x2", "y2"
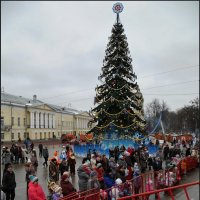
[{"x1": 1, "y1": 92, "x2": 93, "y2": 142}]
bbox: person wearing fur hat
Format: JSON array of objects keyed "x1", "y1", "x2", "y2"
[
  {"x1": 28, "y1": 175, "x2": 46, "y2": 200},
  {"x1": 77, "y1": 160, "x2": 92, "y2": 192},
  {"x1": 2, "y1": 163, "x2": 16, "y2": 200},
  {"x1": 60, "y1": 173, "x2": 76, "y2": 197},
  {"x1": 68, "y1": 153, "x2": 76, "y2": 175}
]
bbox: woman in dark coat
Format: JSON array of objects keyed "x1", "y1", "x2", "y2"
[
  {"x1": 2, "y1": 163, "x2": 16, "y2": 200},
  {"x1": 60, "y1": 173, "x2": 76, "y2": 197},
  {"x1": 68, "y1": 154, "x2": 76, "y2": 175}
]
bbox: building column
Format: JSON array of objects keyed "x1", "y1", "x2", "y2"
[
  {"x1": 45, "y1": 113, "x2": 48, "y2": 128},
  {"x1": 30, "y1": 112, "x2": 34, "y2": 128},
  {"x1": 52, "y1": 114, "x2": 55, "y2": 128},
  {"x1": 36, "y1": 112, "x2": 39, "y2": 128},
  {"x1": 49, "y1": 114, "x2": 52, "y2": 129},
  {"x1": 40, "y1": 112, "x2": 44, "y2": 128},
  {"x1": 76, "y1": 118, "x2": 78, "y2": 129}
]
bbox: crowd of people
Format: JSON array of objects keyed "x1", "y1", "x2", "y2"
[{"x1": 1, "y1": 136, "x2": 199, "y2": 200}]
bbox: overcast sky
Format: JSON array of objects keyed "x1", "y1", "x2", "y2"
[{"x1": 1, "y1": 1, "x2": 199, "y2": 112}]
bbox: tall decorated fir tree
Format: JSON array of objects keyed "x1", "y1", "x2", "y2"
[{"x1": 88, "y1": 3, "x2": 146, "y2": 140}]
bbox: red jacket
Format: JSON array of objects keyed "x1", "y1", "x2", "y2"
[
  {"x1": 28, "y1": 182, "x2": 46, "y2": 200},
  {"x1": 94, "y1": 167, "x2": 104, "y2": 181}
]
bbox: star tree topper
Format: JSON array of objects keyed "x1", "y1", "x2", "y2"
[{"x1": 112, "y1": 2, "x2": 124, "y2": 23}]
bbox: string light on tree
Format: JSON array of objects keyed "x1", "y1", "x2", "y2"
[{"x1": 87, "y1": 3, "x2": 146, "y2": 139}]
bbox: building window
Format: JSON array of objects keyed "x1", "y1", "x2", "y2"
[
  {"x1": 44, "y1": 132, "x2": 46, "y2": 139},
  {"x1": 24, "y1": 118, "x2": 26, "y2": 126},
  {"x1": 48, "y1": 132, "x2": 51, "y2": 139},
  {"x1": 40, "y1": 132, "x2": 42, "y2": 139},
  {"x1": 18, "y1": 132, "x2": 20, "y2": 139},
  {"x1": 11, "y1": 133, "x2": 14, "y2": 140},
  {"x1": 1, "y1": 132, "x2": 4, "y2": 139},
  {"x1": 35, "y1": 132, "x2": 37, "y2": 140},
  {"x1": 1, "y1": 117, "x2": 4, "y2": 128},
  {"x1": 18, "y1": 117, "x2": 20, "y2": 126},
  {"x1": 11, "y1": 117, "x2": 14, "y2": 126}
]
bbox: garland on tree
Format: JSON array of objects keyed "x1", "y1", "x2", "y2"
[{"x1": 87, "y1": 3, "x2": 146, "y2": 139}]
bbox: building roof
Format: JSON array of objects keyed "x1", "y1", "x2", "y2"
[{"x1": 1, "y1": 92, "x2": 85, "y2": 115}]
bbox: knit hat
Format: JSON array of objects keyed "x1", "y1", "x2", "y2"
[
  {"x1": 90, "y1": 171, "x2": 97, "y2": 178},
  {"x1": 115, "y1": 178, "x2": 122, "y2": 185},
  {"x1": 29, "y1": 175, "x2": 38, "y2": 183}
]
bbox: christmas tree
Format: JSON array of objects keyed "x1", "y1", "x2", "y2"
[{"x1": 88, "y1": 3, "x2": 146, "y2": 140}]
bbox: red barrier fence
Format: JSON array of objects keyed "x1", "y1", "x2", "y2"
[
  {"x1": 59, "y1": 156, "x2": 198, "y2": 200},
  {"x1": 118, "y1": 181, "x2": 200, "y2": 200}
]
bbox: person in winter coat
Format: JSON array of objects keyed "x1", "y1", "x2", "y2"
[
  {"x1": 2, "y1": 148, "x2": 11, "y2": 165},
  {"x1": 24, "y1": 160, "x2": 36, "y2": 197},
  {"x1": 42, "y1": 146, "x2": 49, "y2": 167},
  {"x1": 49, "y1": 183, "x2": 62, "y2": 200},
  {"x1": 147, "y1": 156, "x2": 153, "y2": 171},
  {"x1": 87, "y1": 171, "x2": 100, "y2": 192},
  {"x1": 49, "y1": 158, "x2": 59, "y2": 183},
  {"x1": 59, "y1": 150, "x2": 67, "y2": 161},
  {"x1": 28, "y1": 175, "x2": 46, "y2": 200},
  {"x1": 103, "y1": 169, "x2": 115, "y2": 189},
  {"x1": 30, "y1": 152, "x2": 38, "y2": 171},
  {"x1": 68, "y1": 154, "x2": 76, "y2": 175},
  {"x1": 108, "y1": 157, "x2": 118, "y2": 179},
  {"x1": 38, "y1": 144, "x2": 43, "y2": 158},
  {"x1": 110, "y1": 178, "x2": 124, "y2": 199},
  {"x1": 60, "y1": 173, "x2": 76, "y2": 197},
  {"x1": 101, "y1": 154, "x2": 109, "y2": 172},
  {"x1": 133, "y1": 170, "x2": 142, "y2": 199},
  {"x1": 59, "y1": 159, "x2": 68, "y2": 176},
  {"x1": 77, "y1": 160, "x2": 91, "y2": 192},
  {"x1": 94, "y1": 163, "x2": 105, "y2": 189},
  {"x1": 163, "y1": 144, "x2": 170, "y2": 160},
  {"x1": 2, "y1": 163, "x2": 16, "y2": 200}
]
